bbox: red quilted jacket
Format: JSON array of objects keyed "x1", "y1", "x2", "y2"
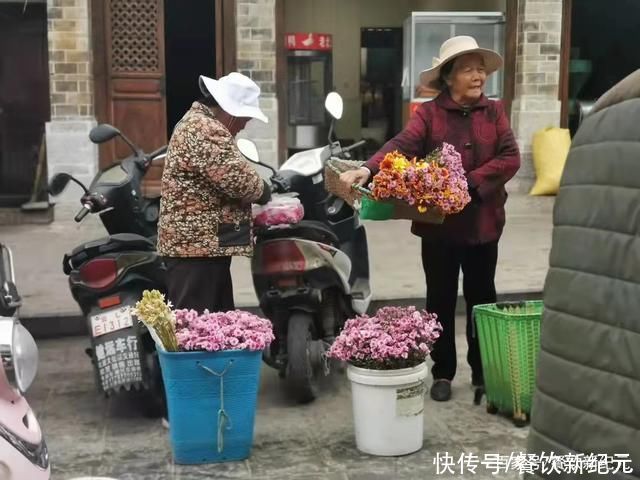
[{"x1": 365, "y1": 90, "x2": 521, "y2": 245}]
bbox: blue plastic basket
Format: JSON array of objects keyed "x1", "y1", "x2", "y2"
[{"x1": 158, "y1": 349, "x2": 262, "y2": 464}]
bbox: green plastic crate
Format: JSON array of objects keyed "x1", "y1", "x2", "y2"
[{"x1": 474, "y1": 300, "x2": 543, "y2": 426}]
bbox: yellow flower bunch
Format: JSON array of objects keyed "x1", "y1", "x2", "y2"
[
  {"x1": 133, "y1": 290, "x2": 179, "y2": 351},
  {"x1": 381, "y1": 151, "x2": 411, "y2": 173}
]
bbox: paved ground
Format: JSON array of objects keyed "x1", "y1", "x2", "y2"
[
  {"x1": 29, "y1": 332, "x2": 529, "y2": 480},
  {"x1": 4, "y1": 191, "x2": 554, "y2": 320}
]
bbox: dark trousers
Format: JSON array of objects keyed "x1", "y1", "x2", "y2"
[
  {"x1": 164, "y1": 257, "x2": 235, "y2": 312},
  {"x1": 421, "y1": 240, "x2": 498, "y2": 384}
]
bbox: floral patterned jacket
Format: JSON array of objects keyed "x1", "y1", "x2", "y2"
[{"x1": 157, "y1": 102, "x2": 269, "y2": 258}]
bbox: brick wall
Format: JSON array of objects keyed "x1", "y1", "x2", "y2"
[
  {"x1": 46, "y1": 0, "x2": 98, "y2": 205},
  {"x1": 236, "y1": 0, "x2": 279, "y2": 168},
  {"x1": 510, "y1": 0, "x2": 563, "y2": 191},
  {"x1": 47, "y1": 0, "x2": 93, "y2": 119},
  {"x1": 515, "y1": 0, "x2": 562, "y2": 98}
]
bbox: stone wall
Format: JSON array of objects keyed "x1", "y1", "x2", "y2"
[
  {"x1": 236, "y1": 0, "x2": 280, "y2": 168},
  {"x1": 46, "y1": 0, "x2": 98, "y2": 205},
  {"x1": 510, "y1": 0, "x2": 563, "y2": 192}
]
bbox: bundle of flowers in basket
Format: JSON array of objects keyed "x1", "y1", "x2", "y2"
[
  {"x1": 134, "y1": 290, "x2": 274, "y2": 465},
  {"x1": 325, "y1": 143, "x2": 471, "y2": 224},
  {"x1": 362, "y1": 143, "x2": 471, "y2": 222},
  {"x1": 328, "y1": 306, "x2": 441, "y2": 456}
]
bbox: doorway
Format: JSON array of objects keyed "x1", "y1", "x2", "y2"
[
  {"x1": 360, "y1": 28, "x2": 403, "y2": 155},
  {"x1": 563, "y1": 0, "x2": 640, "y2": 134},
  {"x1": 0, "y1": 3, "x2": 50, "y2": 207},
  {"x1": 164, "y1": 0, "x2": 217, "y2": 136}
]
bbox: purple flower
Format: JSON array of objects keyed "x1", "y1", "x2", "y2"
[
  {"x1": 174, "y1": 309, "x2": 275, "y2": 352},
  {"x1": 328, "y1": 306, "x2": 442, "y2": 370}
]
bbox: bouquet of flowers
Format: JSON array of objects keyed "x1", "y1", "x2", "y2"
[
  {"x1": 328, "y1": 306, "x2": 442, "y2": 370},
  {"x1": 369, "y1": 142, "x2": 471, "y2": 216},
  {"x1": 134, "y1": 290, "x2": 274, "y2": 352}
]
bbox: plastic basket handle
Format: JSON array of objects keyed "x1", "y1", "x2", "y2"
[
  {"x1": 353, "y1": 185, "x2": 373, "y2": 197},
  {"x1": 198, "y1": 361, "x2": 234, "y2": 453},
  {"x1": 326, "y1": 163, "x2": 373, "y2": 196}
]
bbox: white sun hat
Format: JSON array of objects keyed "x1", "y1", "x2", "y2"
[
  {"x1": 419, "y1": 36, "x2": 503, "y2": 90},
  {"x1": 198, "y1": 72, "x2": 268, "y2": 123}
]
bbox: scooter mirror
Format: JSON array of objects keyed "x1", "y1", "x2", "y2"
[
  {"x1": 48, "y1": 173, "x2": 73, "y2": 196},
  {"x1": 237, "y1": 138, "x2": 260, "y2": 164},
  {"x1": 325, "y1": 92, "x2": 344, "y2": 120},
  {"x1": 89, "y1": 124, "x2": 121, "y2": 144}
]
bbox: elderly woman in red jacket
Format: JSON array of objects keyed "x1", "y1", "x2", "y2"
[{"x1": 341, "y1": 36, "x2": 521, "y2": 402}]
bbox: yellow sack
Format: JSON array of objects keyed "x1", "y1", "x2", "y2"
[{"x1": 530, "y1": 127, "x2": 571, "y2": 196}]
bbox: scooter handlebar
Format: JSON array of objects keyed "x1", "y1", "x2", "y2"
[
  {"x1": 342, "y1": 139, "x2": 366, "y2": 153},
  {"x1": 74, "y1": 204, "x2": 91, "y2": 222},
  {"x1": 270, "y1": 174, "x2": 290, "y2": 194}
]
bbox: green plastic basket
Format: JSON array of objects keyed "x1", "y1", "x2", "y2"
[{"x1": 474, "y1": 301, "x2": 543, "y2": 425}]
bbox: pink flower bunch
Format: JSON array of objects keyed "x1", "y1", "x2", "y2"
[
  {"x1": 175, "y1": 309, "x2": 275, "y2": 352},
  {"x1": 328, "y1": 306, "x2": 442, "y2": 370},
  {"x1": 252, "y1": 197, "x2": 304, "y2": 227}
]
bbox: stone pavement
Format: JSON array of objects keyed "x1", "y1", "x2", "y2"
[
  {"x1": 29, "y1": 333, "x2": 529, "y2": 480},
  {"x1": 3, "y1": 191, "x2": 554, "y2": 322}
]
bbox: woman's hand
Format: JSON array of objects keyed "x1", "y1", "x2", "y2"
[{"x1": 340, "y1": 167, "x2": 370, "y2": 187}]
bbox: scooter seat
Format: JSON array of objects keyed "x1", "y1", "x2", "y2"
[
  {"x1": 64, "y1": 233, "x2": 156, "y2": 275},
  {"x1": 256, "y1": 220, "x2": 340, "y2": 246}
]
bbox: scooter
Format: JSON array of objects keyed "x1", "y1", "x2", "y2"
[
  {"x1": 0, "y1": 243, "x2": 50, "y2": 479},
  {"x1": 48, "y1": 125, "x2": 168, "y2": 417},
  {"x1": 239, "y1": 92, "x2": 372, "y2": 403}
]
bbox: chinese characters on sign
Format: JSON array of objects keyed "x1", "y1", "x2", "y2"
[
  {"x1": 433, "y1": 452, "x2": 634, "y2": 476},
  {"x1": 94, "y1": 334, "x2": 142, "y2": 390},
  {"x1": 285, "y1": 32, "x2": 332, "y2": 51}
]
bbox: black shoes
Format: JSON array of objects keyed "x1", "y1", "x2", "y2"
[
  {"x1": 430, "y1": 375, "x2": 484, "y2": 402},
  {"x1": 430, "y1": 379, "x2": 452, "y2": 402}
]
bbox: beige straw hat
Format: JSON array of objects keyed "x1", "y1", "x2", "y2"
[{"x1": 419, "y1": 36, "x2": 503, "y2": 90}]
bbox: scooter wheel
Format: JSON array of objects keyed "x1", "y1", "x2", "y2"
[{"x1": 286, "y1": 312, "x2": 318, "y2": 404}]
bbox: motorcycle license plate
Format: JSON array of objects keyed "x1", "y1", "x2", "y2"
[{"x1": 91, "y1": 306, "x2": 133, "y2": 338}]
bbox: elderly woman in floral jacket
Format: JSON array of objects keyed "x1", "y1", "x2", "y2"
[
  {"x1": 158, "y1": 72, "x2": 271, "y2": 313},
  {"x1": 341, "y1": 36, "x2": 521, "y2": 402}
]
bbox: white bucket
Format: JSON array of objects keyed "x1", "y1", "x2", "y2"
[{"x1": 347, "y1": 362, "x2": 428, "y2": 456}]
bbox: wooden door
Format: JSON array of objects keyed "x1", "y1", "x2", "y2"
[
  {"x1": 559, "y1": 0, "x2": 572, "y2": 128},
  {"x1": 93, "y1": 0, "x2": 167, "y2": 193},
  {"x1": 92, "y1": 0, "x2": 237, "y2": 195}
]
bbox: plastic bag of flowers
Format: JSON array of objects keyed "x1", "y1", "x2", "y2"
[
  {"x1": 252, "y1": 193, "x2": 304, "y2": 227},
  {"x1": 328, "y1": 306, "x2": 441, "y2": 457},
  {"x1": 359, "y1": 143, "x2": 471, "y2": 223},
  {"x1": 134, "y1": 290, "x2": 274, "y2": 464}
]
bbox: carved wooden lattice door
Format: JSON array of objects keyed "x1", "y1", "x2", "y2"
[{"x1": 99, "y1": 0, "x2": 166, "y2": 191}]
